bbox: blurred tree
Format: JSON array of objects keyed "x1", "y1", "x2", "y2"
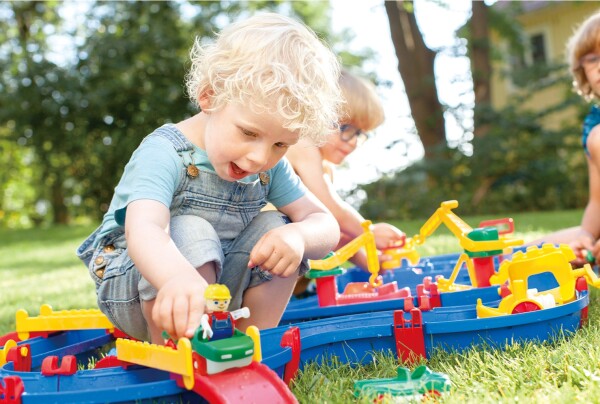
[
  {"x1": 0, "y1": 0, "x2": 349, "y2": 227},
  {"x1": 356, "y1": 63, "x2": 587, "y2": 219},
  {"x1": 0, "y1": 1, "x2": 77, "y2": 225},
  {"x1": 72, "y1": 1, "x2": 196, "y2": 219},
  {"x1": 469, "y1": 0, "x2": 491, "y2": 139},
  {"x1": 384, "y1": 0, "x2": 446, "y2": 160}
]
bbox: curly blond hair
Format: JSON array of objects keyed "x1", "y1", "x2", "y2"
[
  {"x1": 185, "y1": 13, "x2": 342, "y2": 144},
  {"x1": 567, "y1": 12, "x2": 600, "y2": 101},
  {"x1": 338, "y1": 69, "x2": 385, "y2": 132}
]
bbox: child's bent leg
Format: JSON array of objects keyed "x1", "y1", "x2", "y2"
[
  {"x1": 235, "y1": 274, "x2": 298, "y2": 331},
  {"x1": 139, "y1": 215, "x2": 223, "y2": 342},
  {"x1": 220, "y1": 211, "x2": 309, "y2": 328}
]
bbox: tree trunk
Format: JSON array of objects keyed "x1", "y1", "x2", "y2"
[
  {"x1": 470, "y1": 0, "x2": 492, "y2": 138},
  {"x1": 51, "y1": 179, "x2": 69, "y2": 225},
  {"x1": 384, "y1": 0, "x2": 446, "y2": 160}
]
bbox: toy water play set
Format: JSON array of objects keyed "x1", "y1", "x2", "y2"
[{"x1": 1, "y1": 200, "x2": 598, "y2": 403}]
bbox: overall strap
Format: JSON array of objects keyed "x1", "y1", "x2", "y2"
[
  {"x1": 148, "y1": 124, "x2": 197, "y2": 167},
  {"x1": 150, "y1": 124, "x2": 194, "y2": 152}
]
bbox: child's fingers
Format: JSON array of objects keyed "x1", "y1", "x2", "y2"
[
  {"x1": 270, "y1": 256, "x2": 298, "y2": 277},
  {"x1": 248, "y1": 236, "x2": 266, "y2": 268},
  {"x1": 172, "y1": 295, "x2": 189, "y2": 338},
  {"x1": 248, "y1": 239, "x2": 273, "y2": 269},
  {"x1": 153, "y1": 297, "x2": 175, "y2": 337},
  {"x1": 185, "y1": 294, "x2": 204, "y2": 338}
]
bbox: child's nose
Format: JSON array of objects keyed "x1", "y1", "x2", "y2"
[{"x1": 247, "y1": 145, "x2": 270, "y2": 168}]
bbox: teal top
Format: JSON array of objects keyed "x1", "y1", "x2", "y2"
[
  {"x1": 582, "y1": 104, "x2": 600, "y2": 155},
  {"x1": 95, "y1": 124, "x2": 306, "y2": 245}
]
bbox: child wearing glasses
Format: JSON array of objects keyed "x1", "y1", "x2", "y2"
[
  {"x1": 286, "y1": 69, "x2": 405, "y2": 277},
  {"x1": 76, "y1": 13, "x2": 343, "y2": 342},
  {"x1": 531, "y1": 12, "x2": 600, "y2": 265}
]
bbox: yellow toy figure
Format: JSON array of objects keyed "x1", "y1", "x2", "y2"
[{"x1": 200, "y1": 284, "x2": 250, "y2": 341}]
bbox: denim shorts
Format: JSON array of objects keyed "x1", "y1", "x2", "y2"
[{"x1": 77, "y1": 211, "x2": 308, "y2": 341}]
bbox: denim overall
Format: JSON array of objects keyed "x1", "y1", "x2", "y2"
[{"x1": 77, "y1": 125, "x2": 301, "y2": 340}]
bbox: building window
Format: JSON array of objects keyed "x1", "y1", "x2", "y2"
[
  {"x1": 529, "y1": 33, "x2": 547, "y2": 65},
  {"x1": 508, "y1": 31, "x2": 549, "y2": 87}
]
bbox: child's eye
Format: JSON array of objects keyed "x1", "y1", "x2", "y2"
[
  {"x1": 241, "y1": 128, "x2": 257, "y2": 137},
  {"x1": 275, "y1": 142, "x2": 289, "y2": 148}
]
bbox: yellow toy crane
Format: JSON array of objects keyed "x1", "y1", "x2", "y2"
[
  {"x1": 309, "y1": 221, "x2": 383, "y2": 287},
  {"x1": 407, "y1": 200, "x2": 524, "y2": 292},
  {"x1": 309, "y1": 200, "x2": 523, "y2": 292}
]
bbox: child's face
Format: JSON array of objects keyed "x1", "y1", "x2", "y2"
[
  {"x1": 200, "y1": 101, "x2": 299, "y2": 181},
  {"x1": 320, "y1": 123, "x2": 366, "y2": 165},
  {"x1": 582, "y1": 47, "x2": 600, "y2": 96}
]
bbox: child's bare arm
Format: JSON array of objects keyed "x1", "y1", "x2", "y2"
[
  {"x1": 568, "y1": 129, "x2": 600, "y2": 263},
  {"x1": 125, "y1": 199, "x2": 208, "y2": 339},
  {"x1": 248, "y1": 192, "x2": 339, "y2": 277},
  {"x1": 287, "y1": 141, "x2": 367, "y2": 239},
  {"x1": 287, "y1": 142, "x2": 404, "y2": 252}
]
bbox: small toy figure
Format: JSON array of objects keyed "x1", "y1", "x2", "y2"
[{"x1": 200, "y1": 284, "x2": 250, "y2": 341}]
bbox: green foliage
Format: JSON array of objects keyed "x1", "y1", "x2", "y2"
[
  {"x1": 358, "y1": 59, "x2": 589, "y2": 221},
  {"x1": 0, "y1": 0, "x2": 346, "y2": 228}
]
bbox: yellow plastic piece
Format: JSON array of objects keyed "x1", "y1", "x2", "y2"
[
  {"x1": 477, "y1": 282, "x2": 555, "y2": 318},
  {"x1": 490, "y1": 244, "x2": 577, "y2": 304},
  {"x1": 414, "y1": 201, "x2": 524, "y2": 291},
  {"x1": 204, "y1": 284, "x2": 231, "y2": 300},
  {"x1": 309, "y1": 221, "x2": 382, "y2": 287},
  {"x1": 476, "y1": 244, "x2": 600, "y2": 318},
  {"x1": 380, "y1": 237, "x2": 421, "y2": 270},
  {"x1": 572, "y1": 263, "x2": 600, "y2": 288},
  {"x1": 15, "y1": 304, "x2": 114, "y2": 341},
  {"x1": 309, "y1": 201, "x2": 525, "y2": 290},
  {"x1": 437, "y1": 253, "x2": 478, "y2": 292},
  {"x1": 0, "y1": 339, "x2": 17, "y2": 366},
  {"x1": 116, "y1": 337, "x2": 195, "y2": 390},
  {"x1": 476, "y1": 298, "x2": 504, "y2": 318},
  {"x1": 246, "y1": 325, "x2": 262, "y2": 362},
  {"x1": 415, "y1": 201, "x2": 523, "y2": 253}
]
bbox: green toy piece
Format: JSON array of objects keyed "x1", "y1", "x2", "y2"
[
  {"x1": 586, "y1": 249, "x2": 595, "y2": 264},
  {"x1": 191, "y1": 328, "x2": 254, "y2": 363},
  {"x1": 465, "y1": 227, "x2": 502, "y2": 258},
  {"x1": 354, "y1": 365, "x2": 451, "y2": 399}
]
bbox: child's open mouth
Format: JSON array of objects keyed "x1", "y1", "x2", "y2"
[{"x1": 229, "y1": 162, "x2": 249, "y2": 179}]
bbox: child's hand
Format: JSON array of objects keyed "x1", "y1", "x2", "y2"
[
  {"x1": 248, "y1": 226, "x2": 304, "y2": 277},
  {"x1": 152, "y1": 273, "x2": 207, "y2": 340},
  {"x1": 569, "y1": 233, "x2": 595, "y2": 266},
  {"x1": 590, "y1": 238, "x2": 600, "y2": 264},
  {"x1": 372, "y1": 223, "x2": 406, "y2": 250}
]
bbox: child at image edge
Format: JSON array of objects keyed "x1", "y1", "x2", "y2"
[
  {"x1": 76, "y1": 13, "x2": 342, "y2": 343},
  {"x1": 534, "y1": 12, "x2": 600, "y2": 265}
]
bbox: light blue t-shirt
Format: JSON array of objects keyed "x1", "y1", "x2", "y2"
[{"x1": 95, "y1": 128, "x2": 306, "y2": 245}]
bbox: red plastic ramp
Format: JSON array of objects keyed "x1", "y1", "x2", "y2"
[{"x1": 192, "y1": 361, "x2": 297, "y2": 403}]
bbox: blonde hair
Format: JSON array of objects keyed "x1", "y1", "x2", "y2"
[
  {"x1": 338, "y1": 69, "x2": 385, "y2": 131},
  {"x1": 185, "y1": 13, "x2": 342, "y2": 143},
  {"x1": 567, "y1": 11, "x2": 600, "y2": 101}
]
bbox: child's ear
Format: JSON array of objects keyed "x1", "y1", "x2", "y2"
[{"x1": 198, "y1": 89, "x2": 214, "y2": 111}]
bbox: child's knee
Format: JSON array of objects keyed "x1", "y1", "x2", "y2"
[
  {"x1": 249, "y1": 211, "x2": 290, "y2": 233},
  {"x1": 170, "y1": 215, "x2": 224, "y2": 280}
]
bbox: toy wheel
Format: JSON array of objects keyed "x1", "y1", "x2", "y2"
[{"x1": 511, "y1": 301, "x2": 541, "y2": 314}]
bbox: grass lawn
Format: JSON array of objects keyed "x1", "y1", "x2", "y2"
[{"x1": 2, "y1": 208, "x2": 599, "y2": 403}]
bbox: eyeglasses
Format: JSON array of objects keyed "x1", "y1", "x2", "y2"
[
  {"x1": 579, "y1": 53, "x2": 600, "y2": 70},
  {"x1": 339, "y1": 123, "x2": 370, "y2": 145}
]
